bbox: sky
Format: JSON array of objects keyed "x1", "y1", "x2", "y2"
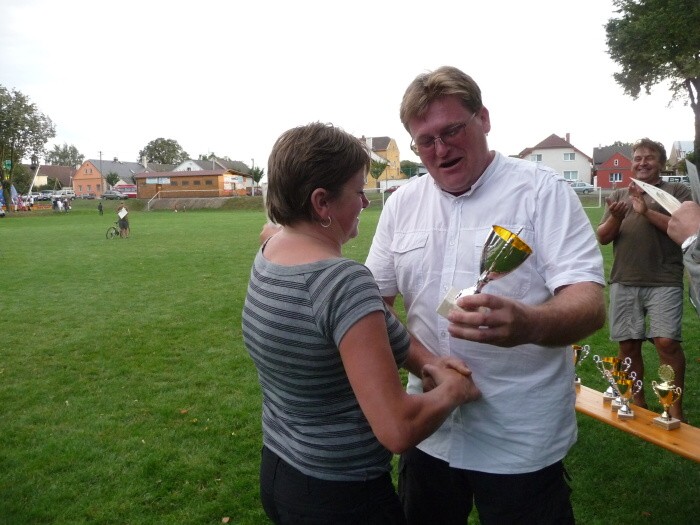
[{"x1": 0, "y1": 0, "x2": 694, "y2": 173}]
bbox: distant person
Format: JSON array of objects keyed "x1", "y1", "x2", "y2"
[
  {"x1": 597, "y1": 138, "x2": 691, "y2": 422},
  {"x1": 242, "y1": 122, "x2": 480, "y2": 524},
  {"x1": 668, "y1": 200, "x2": 700, "y2": 315},
  {"x1": 116, "y1": 201, "x2": 129, "y2": 238},
  {"x1": 98, "y1": 201, "x2": 103, "y2": 215}
]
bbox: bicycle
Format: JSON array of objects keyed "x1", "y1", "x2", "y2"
[{"x1": 106, "y1": 221, "x2": 129, "y2": 239}]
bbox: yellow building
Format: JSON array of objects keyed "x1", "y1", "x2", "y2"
[{"x1": 361, "y1": 136, "x2": 405, "y2": 190}]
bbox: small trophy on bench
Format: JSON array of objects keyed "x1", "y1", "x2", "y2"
[
  {"x1": 652, "y1": 365, "x2": 683, "y2": 430},
  {"x1": 615, "y1": 371, "x2": 643, "y2": 419},
  {"x1": 572, "y1": 344, "x2": 590, "y2": 390},
  {"x1": 593, "y1": 355, "x2": 631, "y2": 405}
]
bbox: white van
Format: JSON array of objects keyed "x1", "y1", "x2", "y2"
[
  {"x1": 661, "y1": 175, "x2": 690, "y2": 185},
  {"x1": 54, "y1": 188, "x2": 76, "y2": 199}
]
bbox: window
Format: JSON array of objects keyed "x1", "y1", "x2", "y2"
[
  {"x1": 563, "y1": 171, "x2": 578, "y2": 181},
  {"x1": 530, "y1": 154, "x2": 542, "y2": 162},
  {"x1": 564, "y1": 153, "x2": 575, "y2": 161},
  {"x1": 610, "y1": 173, "x2": 622, "y2": 183},
  {"x1": 170, "y1": 180, "x2": 178, "y2": 186},
  {"x1": 194, "y1": 180, "x2": 201, "y2": 186},
  {"x1": 182, "y1": 181, "x2": 189, "y2": 186},
  {"x1": 614, "y1": 159, "x2": 619, "y2": 167},
  {"x1": 205, "y1": 180, "x2": 213, "y2": 186}
]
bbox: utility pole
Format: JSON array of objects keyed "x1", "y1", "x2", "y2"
[{"x1": 99, "y1": 151, "x2": 104, "y2": 195}]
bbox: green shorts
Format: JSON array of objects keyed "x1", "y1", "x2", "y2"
[{"x1": 609, "y1": 283, "x2": 683, "y2": 341}]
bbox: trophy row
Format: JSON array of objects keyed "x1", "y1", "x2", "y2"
[{"x1": 575, "y1": 347, "x2": 683, "y2": 430}]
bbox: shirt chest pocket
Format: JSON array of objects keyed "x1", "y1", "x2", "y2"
[{"x1": 391, "y1": 232, "x2": 428, "y2": 294}]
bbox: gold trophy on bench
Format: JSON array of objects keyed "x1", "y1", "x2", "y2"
[
  {"x1": 652, "y1": 365, "x2": 683, "y2": 430},
  {"x1": 572, "y1": 344, "x2": 590, "y2": 390},
  {"x1": 615, "y1": 371, "x2": 643, "y2": 419},
  {"x1": 593, "y1": 355, "x2": 631, "y2": 405}
]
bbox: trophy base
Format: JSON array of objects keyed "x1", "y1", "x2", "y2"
[
  {"x1": 611, "y1": 400, "x2": 622, "y2": 412},
  {"x1": 652, "y1": 416, "x2": 681, "y2": 430},
  {"x1": 574, "y1": 378, "x2": 581, "y2": 391},
  {"x1": 617, "y1": 408, "x2": 635, "y2": 419},
  {"x1": 602, "y1": 394, "x2": 614, "y2": 405},
  {"x1": 437, "y1": 286, "x2": 475, "y2": 318}
]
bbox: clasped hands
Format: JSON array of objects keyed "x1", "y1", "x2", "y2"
[
  {"x1": 421, "y1": 356, "x2": 481, "y2": 404},
  {"x1": 606, "y1": 181, "x2": 647, "y2": 219}
]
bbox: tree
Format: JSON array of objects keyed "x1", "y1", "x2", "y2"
[
  {"x1": 46, "y1": 143, "x2": 84, "y2": 167},
  {"x1": 105, "y1": 172, "x2": 120, "y2": 187},
  {"x1": 400, "y1": 160, "x2": 421, "y2": 178},
  {"x1": 138, "y1": 138, "x2": 189, "y2": 165},
  {"x1": 605, "y1": 0, "x2": 700, "y2": 161},
  {"x1": 0, "y1": 85, "x2": 55, "y2": 206},
  {"x1": 369, "y1": 159, "x2": 387, "y2": 183},
  {"x1": 250, "y1": 166, "x2": 265, "y2": 185}
]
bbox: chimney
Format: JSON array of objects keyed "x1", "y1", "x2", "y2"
[
  {"x1": 565, "y1": 133, "x2": 570, "y2": 143},
  {"x1": 142, "y1": 156, "x2": 148, "y2": 168},
  {"x1": 113, "y1": 157, "x2": 118, "y2": 162}
]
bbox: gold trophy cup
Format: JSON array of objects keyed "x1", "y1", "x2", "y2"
[
  {"x1": 593, "y1": 355, "x2": 631, "y2": 405},
  {"x1": 615, "y1": 372, "x2": 643, "y2": 419},
  {"x1": 437, "y1": 225, "x2": 532, "y2": 317},
  {"x1": 572, "y1": 344, "x2": 590, "y2": 389},
  {"x1": 652, "y1": 365, "x2": 683, "y2": 430}
]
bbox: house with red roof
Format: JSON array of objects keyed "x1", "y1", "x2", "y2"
[{"x1": 518, "y1": 134, "x2": 593, "y2": 184}]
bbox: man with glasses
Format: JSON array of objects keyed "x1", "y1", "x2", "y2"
[{"x1": 365, "y1": 66, "x2": 606, "y2": 524}]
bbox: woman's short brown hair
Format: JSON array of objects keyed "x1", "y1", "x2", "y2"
[{"x1": 266, "y1": 122, "x2": 370, "y2": 226}]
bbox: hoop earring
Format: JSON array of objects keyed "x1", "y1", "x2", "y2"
[{"x1": 320, "y1": 216, "x2": 332, "y2": 228}]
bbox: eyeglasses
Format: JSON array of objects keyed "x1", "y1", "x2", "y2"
[{"x1": 410, "y1": 112, "x2": 477, "y2": 155}]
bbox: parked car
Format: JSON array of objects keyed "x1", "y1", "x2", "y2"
[
  {"x1": 569, "y1": 181, "x2": 596, "y2": 194},
  {"x1": 102, "y1": 190, "x2": 128, "y2": 200},
  {"x1": 53, "y1": 189, "x2": 76, "y2": 199},
  {"x1": 39, "y1": 191, "x2": 54, "y2": 201},
  {"x1": 78, "y1": 193, "x2": 96, "y2": 199}
]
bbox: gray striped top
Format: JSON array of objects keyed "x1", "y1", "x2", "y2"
[{"x1": 242, "y1": 250, "x2": 410, "y2": 481}]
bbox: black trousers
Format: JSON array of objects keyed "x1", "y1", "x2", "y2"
[
  {"x1": 398, "y1": 447, "x2": 574, "y2": 525},
  {"x1": 260, "y1": 446, "x2": 406, "y2": 525}
]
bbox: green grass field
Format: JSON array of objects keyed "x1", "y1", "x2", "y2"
[{"x1": 0, "y1": 198, "x2": 698, "y2": 524}]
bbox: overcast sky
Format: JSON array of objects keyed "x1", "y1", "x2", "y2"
[{"x1": 1, "y1": 0, "x2": 694, "y2": 172}]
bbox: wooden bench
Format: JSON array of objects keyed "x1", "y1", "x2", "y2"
[{"x1": 575, "y1": 385, "x2": 700, "y2": 463}]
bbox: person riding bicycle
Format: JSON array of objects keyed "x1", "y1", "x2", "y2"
[{"x1": 116, "y1": 202, "x2": 129, "y2": 238}]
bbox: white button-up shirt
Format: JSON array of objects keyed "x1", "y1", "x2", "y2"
[{"x1": 366, "y1": 152, "x2": 605, "y2": 474}]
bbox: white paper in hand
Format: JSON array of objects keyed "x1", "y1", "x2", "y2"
[{"x1": 632, "y1": 178, "x2": 681, "y2": 214}]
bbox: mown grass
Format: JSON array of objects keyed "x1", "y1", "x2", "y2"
[{"x1": 0, "y1": 198, "x2": 698, "y2": 524}]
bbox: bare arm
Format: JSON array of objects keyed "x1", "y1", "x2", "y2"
[
  {"x1": 340, "y1": 310, "x2": 480, "y2": 454},
  {"x1": 449, "y1": 281, "x2": 605, "y2": 348},
  {"x1": 381, "y1": 295, "x2": 471, "y2": 381},
  {"x1": 597, "y1": 198, "x2": 628, "y2": 245}
]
